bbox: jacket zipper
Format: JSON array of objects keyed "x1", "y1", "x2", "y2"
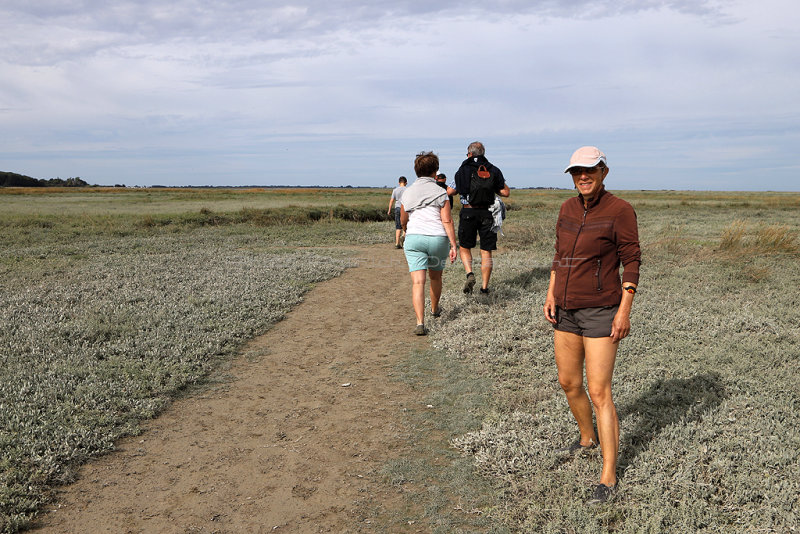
[
  {"x1": 562, "y1": 207, "x2": 587, "y2": 307},
  {"x1": 595, "y1": 258, "x2": 602, "y2": 291}
]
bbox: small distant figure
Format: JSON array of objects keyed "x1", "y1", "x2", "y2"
[
  {"x1": 435, "y1": 172, "x2": 454, "y2": 209},
  {"x1": 449, "y1": 141, "x2": 510, "y2": 295},
  {"x1": 399, "y1": 152, "x2": 457, "y2": 335},
  {"x1": 543, "y1": 146, "x2": 641, "y2": 505},
  {"x1": 388, "y1": 176, "x2": 408, "y2": 248}
]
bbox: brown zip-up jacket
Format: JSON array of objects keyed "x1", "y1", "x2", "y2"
[{"x1": 552, "y1": 186, "x2": 641, "y2": 309}]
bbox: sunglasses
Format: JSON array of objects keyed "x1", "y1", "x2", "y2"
[{"x1": 568, "y1": 166, "x2": 602, "y2": 176}]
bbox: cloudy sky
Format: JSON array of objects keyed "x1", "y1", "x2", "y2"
[{"x1": 2, "y1": 0, "x2": 798, "y2": 190}]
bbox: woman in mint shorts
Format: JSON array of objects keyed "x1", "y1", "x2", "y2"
[{"x1": 399, "y1": 151, "x2": 457, "y2": 335}]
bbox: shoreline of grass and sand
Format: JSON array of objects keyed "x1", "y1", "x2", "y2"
[{"x1": 2, "y1": 187, "x2": 798, "y2": 532}]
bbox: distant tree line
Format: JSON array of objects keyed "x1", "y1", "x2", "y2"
[{"x1": 1, "y1": 171, "x2": 89, "y2": 187}]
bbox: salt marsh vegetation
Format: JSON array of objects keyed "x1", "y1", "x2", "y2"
[
  {"x1": 1, "y1": 186, "x2": 799, "y2": 532},
  {"x1": 1, "y1": 187, "x2": 390, "y2": 532},
  {"x1": 430, "y1": 189, "x2": 800, "y2": 532}
]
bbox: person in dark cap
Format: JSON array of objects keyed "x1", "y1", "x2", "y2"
[{"x1": 435, "y1": 172, "x2": 453, "y2": 209}]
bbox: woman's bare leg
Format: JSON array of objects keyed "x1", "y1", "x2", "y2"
[
  {"x1": 410, "y1": 269, "x2": 427, "y2": 325},
  {"x1": 554, "y1": 330, "x2": 597, "y2": 446},
  {"x1": 428, "y1": 268, "x2": 443, "y2": 312},
  {"x1": 584, "y1": 336, "x2": 620, "y2": 486}
]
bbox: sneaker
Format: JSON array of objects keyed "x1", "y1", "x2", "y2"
[
  {"x1": 588, "y1": 483, "x2": 617, "y2": 505},
  {"x1": 395, "y1": 243, "x2": 402, "y2": 249},
  {"x1": 555, "y1": 439, "x2": 597, "y2": 454},
  {"x1": 479, "y1": 287, "x2": 490, "y2": 294},
  {"x1": 414, "y1": 324, "x2": 426, "y2": 336},
  {"x1": 463, "y1": 272, "x2": 476, "y2": 294},
  {"x1": 432, "y1": 306, "x2": 442, "y2": 318}
]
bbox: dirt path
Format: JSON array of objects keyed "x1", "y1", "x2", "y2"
[{"x1": 33, "y1": 244, "x2": 431, "y2": 533}]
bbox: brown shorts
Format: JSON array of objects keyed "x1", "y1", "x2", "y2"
[{"x1": 554, "y1": 305, "x2": 619, "y2": 338}]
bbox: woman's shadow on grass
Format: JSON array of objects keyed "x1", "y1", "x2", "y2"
[
  {"x1": 454, "y1": 267, "x2": 550, "y2": 310},
  {"x1": 504, "y1": 267, "x2": 551, "y2": 290},
  {"x1": 617, "y1": 372, "x2": 727, "y2": 472}
]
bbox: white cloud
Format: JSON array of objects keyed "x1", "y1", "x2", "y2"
[{"x1": 1, "y1": 0, "x2": 798, "y2": 189}]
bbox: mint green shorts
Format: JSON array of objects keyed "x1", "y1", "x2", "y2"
[{"x1": 403, "y1": 234, "x2": 449, "y2": 272}]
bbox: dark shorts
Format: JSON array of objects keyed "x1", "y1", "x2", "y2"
[
  {"x1": 458, "y1": 208, "x2": 496, "y2": 251},
  {"x1": 554, "y1": 305, "x2": 619, "y2": 338},
  {"x1": 394, "y1": 207, "x2": 402, "y2": 230}
]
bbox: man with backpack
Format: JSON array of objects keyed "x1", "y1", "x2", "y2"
[{"x1": 448, "y1": 141, "x2": 510, "y2": 294}]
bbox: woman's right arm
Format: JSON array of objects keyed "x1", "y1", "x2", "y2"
[
  {"x1": 440, "y1": 202, "x2": 458, "y2": 263},
  {"x1": 400, "y1": 205, "x2": 409, "y2": 232},
  {"x1": 543, "y1": 270, "x2": 557, "y2": 324},
  {"x1": 544, "y1": 210, "x2": 561, "y2": 324}
]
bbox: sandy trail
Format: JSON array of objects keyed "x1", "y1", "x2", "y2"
[{"x1": 33, "y1": 244, "x2": 431, "y2": 533}]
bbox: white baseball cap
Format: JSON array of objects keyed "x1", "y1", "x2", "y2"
[{"x1": 564, "y1": 146, "x2": 607, "y2": 173}]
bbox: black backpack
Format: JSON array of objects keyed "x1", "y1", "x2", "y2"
[{"x1": 467, "y1": 164, "x2": 496, "y2": 208}]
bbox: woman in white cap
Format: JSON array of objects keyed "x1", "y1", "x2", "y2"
[{"x1": 543, "y1": 146, "x2": 641, "y2": 504}]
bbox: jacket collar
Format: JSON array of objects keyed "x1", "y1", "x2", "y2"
[
  {"x1": 464, "y1": 155, "x2": 490, "y2": 167},
  {"x1": 578, "y1": 185, "x2": 607, "y2": 210}
]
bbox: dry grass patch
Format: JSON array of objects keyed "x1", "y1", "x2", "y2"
[{"x1": 719, "y1": 220, "x2": 798, "y2": 254}]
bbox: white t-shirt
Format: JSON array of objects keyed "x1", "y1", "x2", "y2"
[
  {"x1": 391, "y1": 185, "x2": 406, "y2": 208},
  {"x1": 406, "y1": 202, "x2": 447, "y2": 236}
]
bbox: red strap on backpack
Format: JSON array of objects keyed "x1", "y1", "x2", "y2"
[{"x1": 477, "y1": 165, "x2": 491, "y2": 179}]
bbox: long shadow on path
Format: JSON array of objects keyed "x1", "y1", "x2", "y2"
[{"x1": 617, "y1": 372, "x2": 727, "y2": 473}]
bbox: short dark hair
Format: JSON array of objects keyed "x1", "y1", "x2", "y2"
[
  {"x1": 436, "y1": 173, "x2": 446, "y2": 181},
  {"x1": 398, "y1": 176, "x2": 407, "y2": 184},
  {"x1": 414, "y1": 151, "x2": 439, "y2": 178}
]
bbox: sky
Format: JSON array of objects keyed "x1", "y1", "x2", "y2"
[{"x1": 1, "y1": 0, "x2": 799, "y2": 190}]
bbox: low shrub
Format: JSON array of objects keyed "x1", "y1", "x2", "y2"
[
  {"x1": 719, "y1": 219, "x2": 747, "y2": 250},
  {"x1": 719, "y1": 220, "x2": 798, "y2": 254},
  {"x1": 754, "y1": 223, "x2": 797, "y2": 252}
]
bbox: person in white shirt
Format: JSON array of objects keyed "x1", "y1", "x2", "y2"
[
  {"x1": 399, "y1": 152, "x2": 457, "y2": 335},
  {"x1": 387, "y1": 176, "x2": 408, "y2": 248}
]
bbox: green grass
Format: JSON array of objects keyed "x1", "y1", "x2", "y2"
[
  {"x1": 0, "y1": 186, "x2": 390, "y2": 216},
  {"x1": 2, "y1": 187, "x2": 800, "y2": 533},
  {"x1": 0, "y1": 187, "x2": 393, "y2": 249}
]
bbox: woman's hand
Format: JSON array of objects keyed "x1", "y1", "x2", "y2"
[
  {"x1": 611, "y1": 283, "x2": 636, "y2": 342},
  {"x1": 610, "y1": 309, "x2": 631, "y2": 342},
  {"x1": 543, "y1": 296, "x2": 557, "y2": 324},
  {"x1": 544, "y1": 271, "x2": 558, "y2": 324},
  {"x1": 449, "y1": 244, "x2": 457, "y2": 263}
]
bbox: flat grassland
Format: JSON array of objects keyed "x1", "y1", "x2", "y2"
[{"x1": 2, "y1": 186, "x2": 799, "y2": 532}]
